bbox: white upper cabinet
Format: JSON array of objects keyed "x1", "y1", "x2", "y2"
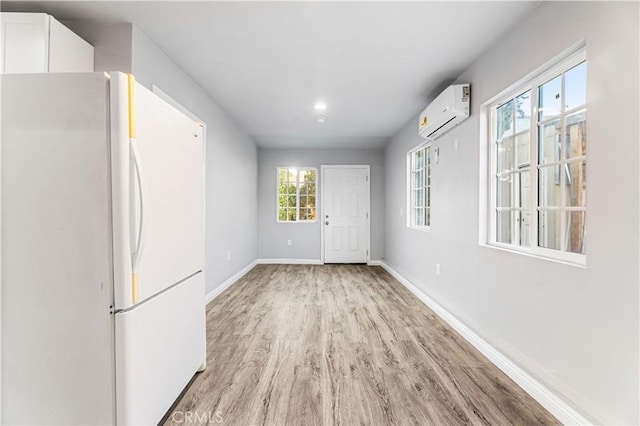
[{"x1": 1, "y1": 12, "x2": 94, "y2": 73}]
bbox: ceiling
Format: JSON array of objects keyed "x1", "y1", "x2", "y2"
[{"x1": 3, "y1": 1, "x2": 539, "y2": 149}]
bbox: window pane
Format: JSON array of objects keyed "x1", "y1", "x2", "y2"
[
  {"x1": 307, "y1": 169, "x2": 316, "y2": 182},
  {"x1": 300, "y1": 196, "x2": 308, "y2": 208},
  {"x1": 517, "y1": 171, "x2": 530, "y2": 208},
  {"x1": 414, "y1": 170, "x2": 423, "y2": 189},
  {"x1": 415, "y1": 208, "x2": 423, "y2": 227},
  {"x1": 566, "y1": 211, "x2": 586, "y2": 254},
  {"x1": 308, "y1": 195, "x2": 316, "y2": 208},
  {"x1": 287, "y1": 209, "x2": 297, "y2": 221},
  {"x1": 309, "y1": 207, "x2": 317, "y2": 220},
  {"x1": 299, "y1": 208, "x2": 309, "y2": 221},
  {"x1": 424, "y1": 147, "x2": 431, "y2": 166},
  {"x1": 538, "y1": 210, "x2": 561, "y2": 250},
  {"x1": 307, "y1": 183, "x2": 316, "y2": 196},
  {"x1": 278, "y1": 169, "x2": 287, "y2": 183},
  {"x1": 539, "y1": 165, "x2": 561, "y2": 207},
  {"x1": 279, "y1": 195, "x2": 287, "y2": 208},
  {"x1": 518, "y1": 210, "x2": 530, "y2": 247},
  {"x1": 426, "y1": 208, "x2": 430, "y2": 226},
  {"x1": 515, "y1": 133, "x2": 530, "y2": 166},
  {"x1": 515, "y1": 90, "x2": 531, "y2": 132},
  {"x1": 497, "y1": 136, "x2": 514, "y2": 173},
  {"x1": 278, "y1": 209, "x2": 287, "y2": 221},
  {"x1": 287, "y1": 169, "x2": 297, "y2": 182},
  {"x1": 426, "y1": 187, "x2": 431, "y2": 209},
  {"x1": 299, "y1": 169, "x2": 308, "y2": 183},
  {"x1": 288, "y1": 195, "x2": 297, "y2": 208},
  {"x1": 538, "y1": 75, "x2": 562, "y2": 120},
  {"x1": 415, "y1": 150, "x2": 423, "y2": 170},
  {"x1": 538, "y1": 119, "x2": 561, "y2": 164},
  {"x1": 496, "y1": 175, "x2": 512, "y2": 208},
  {"x1": 565, "y1": 161, "x2": 586, "y2": 207},
  {"x1": 565, "y1": 61, "x2": 587, "y2": 111},
  {"x1": 496, "y1": 100, "x2": 514, "y2": 140},
  {"x1": 415, "y1": 189, "x2": 424, "y2": 207},
  {"x1": 299, "y1": 181, "x2": 308, "y2": 195},
  {"x1": 566, "y1": 110, "x2": 586, "y2": 159},
  {"x1": 496, "y1": 211, "x2": 512, "y2": 244}
]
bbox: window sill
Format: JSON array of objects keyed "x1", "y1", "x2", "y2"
[
  {"x1": 277, "y1": 220, "x2": 318, "y2": 224},
  {"x1": 481, "y1": 242, "x2": 586, "y2": 268},
  {"x1": 407, "y1": 225, "x2": 431, "y2": 233}
]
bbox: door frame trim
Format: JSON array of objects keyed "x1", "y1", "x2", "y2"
[{"x1": 320, "y1": 165, "x2": 371, "y2": 264}]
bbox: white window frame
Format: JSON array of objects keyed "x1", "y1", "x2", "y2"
[
  {"x1": 486, "y1": 49, "x2": 587, "y2": 266},
  {"x1": 407, "y1": 143, "x2": 432, "y2": 231},
  {"x1": 276, "y1": 167, "x2": 318, "y2": 223}
]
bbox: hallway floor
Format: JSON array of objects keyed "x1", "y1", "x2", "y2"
[{"x1": 164, "y1": 264, "x2": 558, "y2": 425}]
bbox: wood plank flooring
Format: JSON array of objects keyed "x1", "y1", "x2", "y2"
[{"x1": 163, "y1": 264, "x2": 559, "y2": 425}]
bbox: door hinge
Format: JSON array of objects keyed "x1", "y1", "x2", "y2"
[
  {"x1": 366, "y1": 250, "x2": 369, "y2": 256},
  {"x1": 366, "y1": 212, "x2": 369, "y2": 219},
  {"x1": 366, "y1": 175, "x2": 369, "y2": 182}
]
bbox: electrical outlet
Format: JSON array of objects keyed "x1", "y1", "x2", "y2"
[
  {"x1": 435, "y1": 263, "x2": 441, "y2": 276},
  {"x1": 226, "y1": 250, "x2": 231, "y2": 261},
  {"x1": 287, "y1": 239, "x2": 292, "y2": 246},
  {"x1": 434, "y1": 147, "x2": 440, "y2": 163}
]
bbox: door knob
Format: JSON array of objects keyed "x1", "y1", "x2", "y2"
[{"x1": 325, "y1": 221, "x2": 329, "y2": 226}]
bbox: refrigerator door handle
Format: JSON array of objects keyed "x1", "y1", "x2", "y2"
[{"x1": 130, "y1": 139, "x2": 148, "y2": 286}]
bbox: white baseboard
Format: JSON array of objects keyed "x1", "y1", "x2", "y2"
[
  {"x1": 256, "y1": 258, "x2": 323, "y2": 265},
  {"x1": 378, "y1": 260, "x2": 592, "y2": 426},
  {"x1": 367, "y1": 260, "x2": 382, "y2": 266},
  {"x1": 205, "y1": 260, "x2": 257, "y2": 305}
]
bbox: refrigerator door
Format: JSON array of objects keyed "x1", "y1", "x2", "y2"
[
  {"x1": 111, "y1": 75, "x2": 205, "y2": 310},
  {"x1": 115, "y1": 271, "x2": 206, "y2": 425},
  {"x1": 1, "y1": 73, "x2": 115, "y2": 424}
]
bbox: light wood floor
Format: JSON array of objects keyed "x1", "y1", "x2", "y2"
[{"x1": 164, "y1": 264, "x2": 558, "y2": 425}]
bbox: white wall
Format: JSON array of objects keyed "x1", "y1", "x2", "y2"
[
  {"x1": 383, "y1": 2, "x2": 639, "y2": 424},
  {"x1": 65, "y1": 22, "x2": 133, "y2": 73},
  {"x1": 130, "y1": 27, "x2": 258, "y2": 294},
  {"x1": 258, "y1": 148, "x2": 384, "y2": 261}
]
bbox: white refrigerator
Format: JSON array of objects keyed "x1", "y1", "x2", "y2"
[{"x1": 1, "y1": 72, "x2": 206, "y2": 424}]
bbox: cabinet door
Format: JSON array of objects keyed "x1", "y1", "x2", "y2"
[
  {"x1": 0, "y1": 12, "x2": 49, "y2": 73},
  {"x1": 48, "y1": 17, "x2": 94, "y2": 72}
]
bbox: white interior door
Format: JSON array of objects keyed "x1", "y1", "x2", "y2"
[{"x1": 322, "y1": 166, "x2": 370, "y2": 263}]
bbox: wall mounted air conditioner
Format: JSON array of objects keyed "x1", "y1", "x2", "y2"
[{"x1": 419, "y1": 84, "x2": 470, "y2": 139}]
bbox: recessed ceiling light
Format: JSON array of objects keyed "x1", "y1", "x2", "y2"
[
  {"x1": 314, "y1": 102, "x2": 327, "y2": 111},
  {"x1": 317, "y1": 116, "x2": 326, "y2": 124}
]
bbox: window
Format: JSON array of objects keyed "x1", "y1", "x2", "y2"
[
  {"x1": 408, "y1": 144, "x2": 431, "y2": 230},
  {"x1": 488, "y1": 50, "x2": 586, "y2": 264},
  {"x1": 277, "y1": 167, "x2": 317, "y2": 222}
]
